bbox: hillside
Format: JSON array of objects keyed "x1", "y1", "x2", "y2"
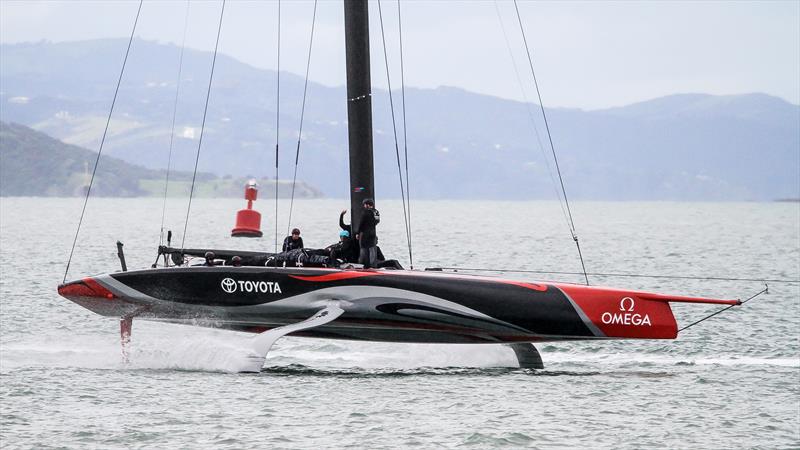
[
  {"x1": 1, "y1": 39, "x2": 798, "y2": 200},
  {"x1": 1, "y1": 121, "x2": 158, "y2": 196},
  {"x1": 0, "y1": 121, "x2": 323, "y2": 198}
]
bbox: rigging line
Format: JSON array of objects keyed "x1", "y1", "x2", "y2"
[
  {"x1": 287, "y1": 0, "x2": 318, "y2": 236},
  {"x1": 435, "y1": 266, "x2": 800, "y2": 284},
  {"x1": 274, "y1": 0, "x2": 281, "y2": 255},
  {"x1": 63, "y1": 0, "x2": 143, "y2": 284},
  {"x1": 512, "y1": 0, "x2": 589, "y2": 285},
  {"x1": 678, "y1": 285, "x2": 768, "y2": 332},
  {"x1": 180, "y1": 0, "x2": 226, "y2": 251},
  {"x1": 493, "y1": 0, "x2": 571, "y2": 232},
  {"x1": 159, "y1": 0, "x2": 191, "y2": 247},
  {"x1": 377, "y1": 0, "x2": 413, "y2": 267},
  {"x1": 396, "y1": 0, "x2": 413, "y2": 269}
]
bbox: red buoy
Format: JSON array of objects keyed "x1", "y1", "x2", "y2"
[{"x1": 231, "y1": 179, "x2": 263, "y2": 238}]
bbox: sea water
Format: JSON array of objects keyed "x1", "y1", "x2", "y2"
[{"x1": 1, "y1": 198, "x2": 798, "y2": 448}]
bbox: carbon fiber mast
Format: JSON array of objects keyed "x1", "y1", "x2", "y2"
[{"x1": 344, "y1": 0, "x2": 375, "y2": 235}]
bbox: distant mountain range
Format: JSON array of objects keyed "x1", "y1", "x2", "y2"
[
  {"x1": 0, "y1": 121, "x2": 323, "y2": 198},
  {"x1": 1, "y1": 38, "x2": 798, "y2": 200}
]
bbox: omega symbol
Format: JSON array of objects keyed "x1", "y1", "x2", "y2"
[{"x1": 620, "y1": 297, "x2": 635, "y2": 312}]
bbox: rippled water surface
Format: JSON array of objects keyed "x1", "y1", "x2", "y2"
[{"x1": 1, "y1": 198, "x2": 798, "y2": 448}]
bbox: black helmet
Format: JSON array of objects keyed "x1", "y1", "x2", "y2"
[{"x1": 362, "y1": 198, "x2": 374, "y2": 206}]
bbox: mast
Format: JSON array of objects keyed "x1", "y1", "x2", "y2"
[{"x1": 343, "y1": 0, "x2": 375, "y2": 236}]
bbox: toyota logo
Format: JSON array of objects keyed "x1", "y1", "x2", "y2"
[{"x1": 221, "y1": 278, "x2": 237, "y2": 293}]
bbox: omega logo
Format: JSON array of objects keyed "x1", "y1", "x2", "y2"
[{"x1": 601, "y1": 296, "x2": 652, "y2": 326}]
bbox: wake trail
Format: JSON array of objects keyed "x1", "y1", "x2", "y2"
[{"x1": 3, "y1": 330, "x2": 797, "y2": 373}]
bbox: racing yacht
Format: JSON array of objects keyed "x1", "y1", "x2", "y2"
[{"x1": 57, "y1": 0, "x2": 742, "y2": 372}]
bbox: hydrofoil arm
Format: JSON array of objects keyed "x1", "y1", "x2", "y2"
[
  {"x1": 240, "y1": 301, "x2": 345, "y2": 373},
  {"x1": 506, "y1": 343, "x2": 544, "y2": 369}
]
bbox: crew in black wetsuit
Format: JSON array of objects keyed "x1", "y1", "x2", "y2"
[
  {"x1": 282, "y1": 228, "x2": 304, "y2": 252},
  {"x1": 357, "y1": 198, "x2": 380, "y2": 268},
  {"x1": 326, "y1": 229, "x2": 359, "y2": 263},
  {"x1": 341, "y1": 208, "x2": 384, "y2": 264},
  {"x1": 339, "y1": 210, "x2": 352, "y2": 235},
  {"x1": 204, "y1": 252, "x2": 218, "y2": 266}
]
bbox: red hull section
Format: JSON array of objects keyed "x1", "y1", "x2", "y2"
[
  {"x1": 557, "y1": 284, "x2": 739, "y2": 339},
  {"x1": 559, "y1": 285, "x2": 678, "y2": 339}
]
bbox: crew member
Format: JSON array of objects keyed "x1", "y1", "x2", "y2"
[
  {"x1": 339, "y1": 209, "x2": 352, "y2": 235},
  {"x1": 340, "y1": 208, "x2": 382, "y2": 263},
  {"x1": 204, "y1": 251, "x2": 217, "y2": 267},
  {"x1": 282, "y1": 228, "x2": 304, "y2": 252},
  {"x1": 357, "y1": 198, "x2": 380, "y2": 268},
  {"x1": 326, "y1": 229, "x2": 359, "y2": 263}
]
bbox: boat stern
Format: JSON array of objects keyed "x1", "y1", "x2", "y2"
[{"x1": 557, "y1": 284, "x2": 740, "y2": 340}]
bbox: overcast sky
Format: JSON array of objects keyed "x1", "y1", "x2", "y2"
[{"x1": 1, "y1": 0, "x2": 798, "y2": 109}]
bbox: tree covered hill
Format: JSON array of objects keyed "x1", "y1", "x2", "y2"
[
  {"x1": 1, "y1": 121, "x2": 162, "y2": 196},
  {"x1": 0, "y1": 121, "x2": 323, "y2": 197}
]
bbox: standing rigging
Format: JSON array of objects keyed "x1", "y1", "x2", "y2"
[
  {"x1": 63, "y1": 0, "x2": 144, "y2": 284},
  {"x1": 159, "y1": 0, "x2": 191, "y2": 247},
  {"x1": 180, "y1": 0, "x2": 227, "y2": 251},
  {"x1": 376, "y1": 0, "x2": 413, "y2": 269},
  {"x1": 512, "y1": 0, "x2": 590, "y2": 285},
  {"x1": 287, "y1": 0, "x2": 319, "y2": 235},
  {"x1": 273, "y1": 0, "x2": 282, "y2": 255},
  {"x1": 396, "y1": 0, "x2": 413, "y2": 269}
]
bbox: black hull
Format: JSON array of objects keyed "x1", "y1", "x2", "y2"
[
  {"x1": 57, "y1": 265, "x2": 735, "y2": 344},
  {"x1": 59, "y1": 267, "x2": 607, "y2": 344}
]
